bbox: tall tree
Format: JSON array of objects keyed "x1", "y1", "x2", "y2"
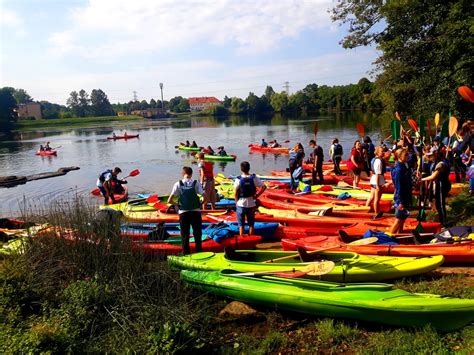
[
  {"x1": 0, "y1": 87, "x2": 17, "y2": 131},
  {"x1": 230, "y1": 97, "x2": 246, "y2": 114},
  {"x1": 331, "y1": 0, "x2": 474, "y2": 119},
  {"x1": 264, "y1": 86, "x2": 275, "y2": 100},
  {"x1": 90, "y1": 89, "x2": 113, "y2": 116},
  {"x1": 270, "y1": 92, "x2": 289, "y2": 112},
  {"x1": 66, "y1": 91, "x2": 81, "y2": 117},
  {"x1": 222, "y1": 95, "x2": 232, "y2": 108},
  {"x1": 12, "y1": 88, "x2": 33, "y2": 104},
  {"x1": 149, "y1": 98, "x2": 157, "y2": 108},
  {"x1": 77, "y1": 89, "x2": 90, "y2": 117}
]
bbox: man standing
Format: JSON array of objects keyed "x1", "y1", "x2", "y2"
[
  {"x1": 97, "y1": 167, "x2": 126, "y2": 205},
  {"x1": 233, "y1": 161, "x2": 266, "y2": 236},
  {"x1": 309, "y1": 139, "x2": 324, "y2": 184},
  {"x1": 197, "y1": 152, "x2": 216, "y2": 210},
  {"x1": 168, "y1": 167, "x2": 205, "y2": 255}
]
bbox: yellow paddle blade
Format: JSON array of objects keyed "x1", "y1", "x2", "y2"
[
  {"x1": 348, "y1": 237, "x2": 378, "y2": 245},
  {"x1": 435, "y1": 113, "x2": 440, "y2": 127},
  {"x1": 303, "y1": 260, "x2": 336, "y2": 276},
  {"x1": 449, "y1": 116, "x2": 458, "y2": 137}
]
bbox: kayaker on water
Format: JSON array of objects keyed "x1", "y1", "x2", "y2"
[
  {"x1": 198, "y1": 152, "x2": 216, "y2": 210},
  {"x1": 203, "y1": 145, "x2": 215, "y2": 155},
  {"x1": 185, "y1": 140, "x2": 191, "y2": 147},
  {"x1": 270, "y1": 140, "x2": 281, "y2": 148},
  {"x1": 309, "y1": 139, "x2": 324, "y2": 184},
  {"x1": 217, "y1": 146, "x2": 227, "y2": 156},
  {"x1": 233, "y1": 161, "x2": 266, "y2": 236},
  {"x1": 389, "y1": 148, "x2": 412, "y2": 234},
  {"x1": 329, "y1": 138, "x2": 343, "y2": 175},
  {"x1": 112, "y1": 133, "x2": 116, "y2": 138},
  {"x1": 261, "y1": 139, "x2": 268, "y2": 147},
  {"x1": 167, "y1": 166, "x2": 205, "y2": 255},
  {"x1": 289, "y1": 143, "x2": 305, "y2": 190},
  {"x1": 191, "y1": 140, "x2": 198, "y2": 148},
  {"x1": 366, "y1": 146, "x2": 388, "y2": 219},
  {"x1": 44, "y1": 142, "x2": 52, "y2": 151},
  {"x1": 348, "y1": 140, "x2": 365, "y2": 188},
  {"x1": 97, "y1": 167, "x2": 127, "y2": 205}
]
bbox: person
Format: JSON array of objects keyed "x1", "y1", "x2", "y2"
[
  {"x1": 348, "y1": 140, "x2": 365, "y2": 188},
  {"x1": 309, "y1": 139, "x2": 324, "y2": 184},
  {"x1": 261, "y1": 138, "x2": 268, "y2": 147},
  {"x1": 197, "y1": 152, "x2": 216, "y2": 210},
  {"x1": 97, "y1": 167, "x2": 126, "y2": 205},
  {"x1": 363, "y1": 136, "x2": 375, "y2": 176},
  {"x1": 191, "y1": 140, "x2": 198, "y2": 148},
  {"x1": 422, "y1": 147, "x2": 452, "y2": 226},
  {"x1": 233, "y1": 161, "x2": 266, "y2": 236},
  {"x1": 112, "y1": 133, "x2": 116, "y2": 138},
  {"x1": 270, "y1": 140, "x2": 280, "y2": 148},
  {"x1": 289, "y1": 143, "x2": 305, "y2": 190},
  {"x1": 167, "y1": 167, "x2": 205, "y2": 255},
  {"x1": 39, "y1": 145, "x2": 44, "y2": 151},
  {"x1": 44, "y1": 142, "x2": 52, "y2": 151},
  {"x1": 217, "y1": 146, "x2": 227, "y2": 156},
  {"x1": 203, "y1": 145, "x2": 215, "y2": 155},
  {"x1": 185, "y1": 140, "x2": 191, "y2": 147},
  {"x1": 366, "y1": 146, "x2": 387, "y2": 219},
  {"x1": 329, "y1": 138, "x2": 343, "y2": 175},
  {"x1": 389, "y1": 149, "x2": 412, "y2": 234}
]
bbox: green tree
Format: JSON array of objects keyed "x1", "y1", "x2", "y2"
[
  {"x1": 230, "y1": 97, "x2": 246, "y2": 114},
  {"x1": 90, "y1": 89, "x2": 113, "y2": 116},
  {"x1": 0, "y1": 87, "x2": 17, "y2": 131},
  {"x1": 149, "y1": 98, "x2": 157, "y2": 108},
  {"x1": 40, "y1": 101, "x2": 67, "y2": 119},
  {"x1": 264, "y1": 85, "x2": 275, "y2": 100},
  {"x1": 270, "y1": 92, "x2": 289, "y2": 112},
  {"x1": 78, "y1": 89, "x2": 90, "y2": 117},
  {"x1": 176, "y1": 98, "x2": 189, "y2": 112},
  {"x1": 66, "y1": 91, "x2": 81, "y2": 117},
  {"x1": 302, "y1": 83, "x2": 320, "y2": 110},
  {"x1": 12, "y1": 88, "x2": 33, "y2": 104},
  {"x1": 331, "y1": 0, "x2": 474, "y2": 119},
  {"x1": 222, "y1": 95, "x2": 232, "y2": 108},
  {"x1": 245, "y1": 92, "x2": 261, "y2": 113},
  {"x1": 288, "y1": 91, "x2": 310, "y2": 112}
]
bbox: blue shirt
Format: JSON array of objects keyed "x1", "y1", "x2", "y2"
[{"x1": 391, "y1": 161, "x2": 412, "y2": 207}]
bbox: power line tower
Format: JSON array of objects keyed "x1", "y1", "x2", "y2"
[
  {"x1": 159, "y1": 83, "x2": 164, "y2": 110},
  {"x1": 283, "y1": 81, "x2": 290, "y2": 95},
  {"x1": 133, "y1": 91, "x2": 137, "y2": 101}
]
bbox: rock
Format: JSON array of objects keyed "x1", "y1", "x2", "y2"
[{"x1": 218, "y1": 301, "x2": 263, "y2": 322}]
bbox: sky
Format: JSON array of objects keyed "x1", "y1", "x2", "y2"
[{"x1": 0, "y1": 0, "x2": 379, "y2": 105}]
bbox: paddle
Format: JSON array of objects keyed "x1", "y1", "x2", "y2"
[
  {"x1": 434, "y1": 113, "x2": 440, "y2": 136},
  {"x1": 458, "y1": 86, "x2": 474, "y2": 103},
  {"x1": 391, "y1": 120, "x2": 400, "y2": 141},
  {"x1": 440, "y1": 119, "x2": 449, "y2": 141},
  {"x1": 418, "y1": 117, "x2": 425, "y2": 140},
  {"x1": 235, "y1": 260, "x2": 336, "y2": 277},
  {"x1": 91, "y1": 169, "x2": 140, "y2": 195},
  {"x1": 407, "y1": 118, "x2": 419, "y2": 137},
  {"x1": 356, "y1": 123, "x2": 365, "y2": 139},
  {"x1": 445, "y1": 116, "x2": 459, "y2": 158}
]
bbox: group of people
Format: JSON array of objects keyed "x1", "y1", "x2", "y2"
[
  {"x1": 96, "y1": 167, "x2": 128, "y2": 205},
  {"x1": 183, "y1": 140, "x2": 228, "y2": 156},
  {"x1": 260, "y1": 138, "x2": 281, "y2": 148},
  {"x1": 39, "y1": 141, "x2": 52, "y2": 152}
]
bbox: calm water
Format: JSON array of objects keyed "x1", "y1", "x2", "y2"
[{"x1": 0, "y1": 112, "x2": 384, "y2": 216}]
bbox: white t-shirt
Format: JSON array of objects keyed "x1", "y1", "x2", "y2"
[
  {"x1": 96, "y1": 171, "x2": 112, "y2": 188},
  {"x1": 370, "y1": 158, "x2": 386, "y2": 186},
  {"x1": 233, "y1": 174, "x2": 264, "y2": 208},
  {"x1": 169, "y1": 178, "x2": 204, "y2": 214}
]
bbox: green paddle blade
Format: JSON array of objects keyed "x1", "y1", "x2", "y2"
[
  {"x1": 417, "y1": 208, "x2": 426, "y2": 222},
  {"x1": 415, "y1": 222, "x2": 425, "y2": 233},
  {"x1": 418, "y1": 117, "x2": 425, "y2": 138},
  {"x1": 440, "y1": 120, "x2": 449, "y2": 140},
  {"x1": 391, "y1": 120, "x2": 400, "y2": 141}
]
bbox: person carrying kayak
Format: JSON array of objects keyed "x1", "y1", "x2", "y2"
[
  {"x1": 96, "y1": 167, "x2": 127, "y2": 205},
  {"x1": 198, "y1": 152, "x2": 216, "y2": 210},
  {"x1": 348, "y1": 140, "x2": 365, "y2": 188},
  {"x1": 329, "y1": 138, "x2": 343, "y2": 175},
  {"x1": 167, "y1": 166, "x2": 205, "y2": 255},
  {"x1": 233, "y1": 161, "x2": 266, "y2": 236},
  {"x1": 261, "y1": 138, "x2": 268, "y2": 147},
  {"x1": 309, "y1": 139, "x2": 324, "y2": 184},
  {"x1": 366, "y1": 146, "x2": 388, "y2": 219},
  {"x1": 389, "y1": 148, "x2": 412, "y2": 234},
  {"x1": 217, "y1": 146, "x2": 227, "y2": 156},
  {"x1": 289, "y1": 143, "x2": 305, "y2": 190}
]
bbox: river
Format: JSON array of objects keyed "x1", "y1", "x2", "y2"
[{"x1": 0, "y1": 112, "x2": 384, "y2": 215}]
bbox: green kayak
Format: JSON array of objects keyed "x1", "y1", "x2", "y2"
[
  {"x1": 201, "y1": 154, "x2": 237, "y2": 161},
  {"x1": 178, "y1": 145, "x2": 201, "y2": 151},
  {"x1": 168, "y1": 250, "x2": 444, "y2": 282},
  {"x1": 181, "y1": 269, "x2": 474, "y2": 331}
]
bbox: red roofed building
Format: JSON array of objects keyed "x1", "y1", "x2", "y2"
[{"x1": 188, "y1": 96, "x2": 221, "y2": 112}]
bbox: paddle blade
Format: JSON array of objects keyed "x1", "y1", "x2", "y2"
[
  {"x1": 407, "y1": 118, "x2": 419, "y2": 133},
  {"x1": 274, "y1": 271, "x2": 308, "y2": 278},
  {"x1": 415, "y1": 221, "x2": 425, "y2": 233},
  {"x1": 91, "y1": 188, "x2": 101, "y2": 196},
  {"x1": 356, "y1": 123, "x2": 365, "y2": 138},
  {"x1": 418, "y1": 117, "x2": 425, "y2": 138},
  {"x1": 440, "y1": 120, "x2": 449, "y2": 140},
  {"x1": 304, "y1": 260, "x2": 336, "y2": 276},
  {"x1": 146, "y1": 195, "x2": 159, "y2": 203},
  {"x1": 448, "y1": 116, "x2": 458, "y2": 137},
  {"x1": 391, "y1": 120, "x2": 400, "y2": 141},
  {"x1": 128, "y1": 169, "x2": 140, "y2": 177},
  {"x1": 458, "y1": 86, "x2": 474, "y2": 103},
  {"x1": 313, "y1": 122, "x2": 319, "y2": 137},
  {"x1": 348, "y1": 237, "x2": 378, "y2": 245},
  {"x1": 434, "y1": 113, "x2": 440, "y2": 127},
  {"x1": 284, "y1": 139, "x2": 290, "y2": 143},
  {"x1": 395, "y1": 111, "x2": 401, "y2": 121}
]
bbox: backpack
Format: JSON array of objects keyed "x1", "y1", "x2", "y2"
[
  {"x1": 333, "y1": 143, "x2": 343, "y2": 156},
  {"x1": 178, "y1": 180, "x2": 201, "y2": 210},
  {"x1": 99, "y1": 169, "x2": 112, "y2": 182},
  {"x1": 237, "y1": 174, "x2": 257, "y2": 198}
]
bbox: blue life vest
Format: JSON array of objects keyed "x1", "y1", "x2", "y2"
[
  {"x1": 99, "y1": 169, "x2": 112, "y2": 182},
  {"x1": 237, "y1": 174, "x2": 256, "y2": 198},
  {"x1": 178, "y1": 180, "x2": 200, "y2": 210}
]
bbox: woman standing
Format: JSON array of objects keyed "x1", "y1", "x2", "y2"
[
  {"x1": 366, "y1": 146, "x2": 387, "y2": 219},
  {"x1": 348, "y1": 140, "x2": 365, "y2": 188},
  {"x1": 289, "y1": 143, "x2": 305, "y2": 190},
  {"x1": 389, "y1": 148, "x2": 412, "y2": 234}
]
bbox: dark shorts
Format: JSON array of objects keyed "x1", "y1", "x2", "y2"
[
  {"x1": 236, "y1": 206, "x2": 255, "y2": 227},
  {"x1": 351, "y1": 167, "x2": 361, "y2": 176},
  {"x1": 98, "y1": 186, "x2": 107, "y2": 197},
  {"x1": 395, "y1": 208, "x2": 410, "y2": 220}
]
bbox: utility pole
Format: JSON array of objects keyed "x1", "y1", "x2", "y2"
[
  {"x1": 133, "y1": 91, "x2": 137, "y2": 101},
  {"x1": 159, "y1": 83, "x2": 164, "y2": 110},
  {"x1": 283, "y1": 81, "x2": 290, "y2": 95}
]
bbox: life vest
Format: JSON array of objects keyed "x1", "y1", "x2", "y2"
[
  {"x1": 201, "y1": 161, "x2": 214, "y2": 178},
  {"x1": 99, "y1": 169, "x2": 113, "y2": 183},
  {"x1": 371, "y1": 157, "x2": 386, "y2": 175},
  {"x1": 333, "y1": 143, "x2": 343, "y2": 156},
  {"x1": 178, "y1": 180, "x2": 200, "y2": 210},
  {"x1": 237, "y1": 174, "x2": 257, "y2": 198}
]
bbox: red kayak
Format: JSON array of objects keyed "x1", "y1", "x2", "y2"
[
  {"x1": 249, "y1": 144, "x2": 289, "y2": 154},
  {"x1": 36, "y1": 150, "x2": 57, "y2": 156},
  {"x1": 261, "y1": 189, "x2": 393, "y2": 212},
  {"x1": 107, "y1": 134, "x2": 139, "y2": 140},
  {"x1": 208, "y1": 210, "x2": 441, "y2": 235},
  {"x1": 131, "y1": 235, "x2": 262, "y2": 256},
  {"x1": 281, "y1": 236, "x2": 474, "y2": 264},
  {"x1": 91, "y1": 185, "x2": 128, "y2": 204}
]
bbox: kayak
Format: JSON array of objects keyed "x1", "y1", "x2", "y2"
[
  {"x1": 121, "y1": 221, "x2": 279, "y2": 240},
  {"x1": 281, "y1": 235, "x2": 474, "y2": 264},
  {"x1": 180, "y1": 269, "x2": 474, "y2": 332},
  {"x1": 133, "y1": 235, "x2": 262, "y2": 256},
  {"x1": 115, "y1": 208, "x2": 231, "y2": 223},
  {"x1": 200, "y1": 154, "x2": 236, "y2": 161},
  {"x1": 36, "y1": 150, "x2": 57, "y2": 156},
  {"x1": 177, "y1": 145, "x2": 201, "y2": 151},
  {"x1": 249, "y1": 144, "x2": 289, "y2": 154},
  {"x1": 107, "y1": 134, "x2": 139, "y2": 140},
  {"x1": 92, "y1": 185, "x2": 128, "y2": 204},
  {"x1": 135, "y1": 194, "x2": 236, "y2": 210},
  {"x1": 208, "y1": 209, "x2": 441, "y2": 235},
  {"x1": 0, "y1": 218, "x2": 36, "y2": 238},
  {"x1": 299, "y1": 181, "x2": 394, "y2": 201},
  {"x1": 262, "y1": 189, "x2": 393, "y2": 212},
  {"x1": 168, "y1": 250, "x2": 444, "y2": 282}
]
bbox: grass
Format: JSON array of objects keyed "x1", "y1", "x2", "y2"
[{"x1": 15, "y1": 115, "x2": 144, "y2": 130}]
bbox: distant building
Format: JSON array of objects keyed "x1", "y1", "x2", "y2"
[
  {"x1": 188, "y1": 97, "x2": 221, "y2": 112},
  {"x1": 130, "y1": 108, "x2": 166, "y2": 118},
  {"x1": 16, "y1": 102, "x2": 42, "y2": 120},
  {"x1": 117, "y1": 111, "x2": 128, "y2": 116}
]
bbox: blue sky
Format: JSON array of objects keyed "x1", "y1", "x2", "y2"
[{"x1": 0, "y1": 0, "x2": 379, "y2": 105}]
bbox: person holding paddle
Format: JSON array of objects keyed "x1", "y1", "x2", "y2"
[{"x1": 96, "y1": 167, "x2": 126, "y2": 205}]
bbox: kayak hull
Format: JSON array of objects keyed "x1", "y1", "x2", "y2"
[
  {"x1": 107, "y1": 134, "x2": 139, "y2": 140},
  {"x1": 249, "y1": 144, "x2": 289, "y2": 154},
  {"x1": 36, "y1": 150, "x2": 57, "y2": 156},
  {"x1": 178, "y1": 145, "x2": 201, "y2": 151},
  {"x1": 92, "y1": 186, "x2": 128, "y2": 204}
]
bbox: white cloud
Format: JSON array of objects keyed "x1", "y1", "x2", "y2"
[
  {"x1": 0, "y1": 2, "x2": 24, "y2": 31},
  {"x1": 48, "y1": 0, "x2": 334, "y2": 59}
]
